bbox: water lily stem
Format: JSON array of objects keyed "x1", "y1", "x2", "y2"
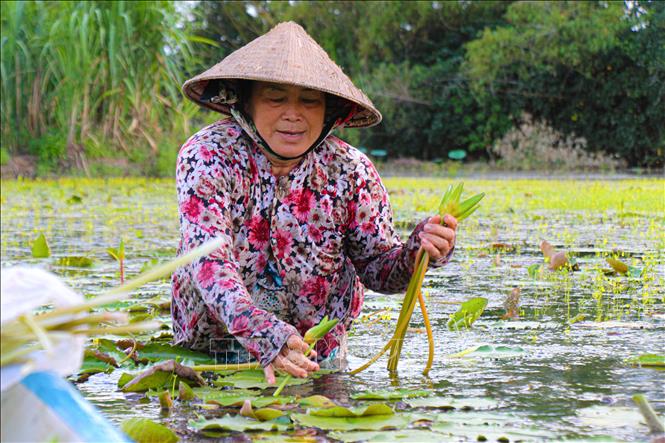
[
  {"x1": 192, "y1": 362, "x2": 260, "y2": 372},
  {"x1": 273, "y1": 342, "x2": 316, "y2": 397}
]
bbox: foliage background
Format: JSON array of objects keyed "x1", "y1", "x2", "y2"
[{"x1": 1, "y1": 0, "x2": 663, "y2": 176}]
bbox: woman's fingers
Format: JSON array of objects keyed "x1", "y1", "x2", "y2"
[
  {"x1": 443, "y1": 214, "x2": 458, "y2": 230},
  {"x1": 274, "y1": 354, "x2": 308, "y2": 378},
  {"x1": 419, "y1": 217, "x2": 456, "y2": 259},
  {"x1": 286, "y1": 333, "x2": 318, "y2": 360},
  {"x1": 263, "y1": 364, "x2": 276, "y2": 385}
]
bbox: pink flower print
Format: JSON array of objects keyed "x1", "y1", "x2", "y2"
[
  {"x1": 195, "y1": 177, "x2": 216, "y2": 198},
  {"x1": 247, "y1": 216, "x2": 270, "y2": 249},
  {"x1": 230, "y1": 315, "x2": 249, "y2": 334},
  {"x1": 289, "y1": 188, "x2": 314, "y2": 222},
  {"x1": 274, "y1": 229, "x2": 293, "y2": 259},
  {"x1": 182, "y1": 195, "x2": 204, "y2": 223},
  {"x1": 300, "y1": 276, "x2": 328, "y2": 307},
  {"x1": 308, "y1": 225, "x2": 323, "y2": 243},
  {"x1": 199, "y1": 146, "x2": 214, "y2": 162},
  {"x1": 197, "y1": 261, "x2": 220, "y2": 287},
  {"x1": 360, "y1": 220, "x2": 376, "y2": 235},
  {"x1": 227, "y1": 126, "x2": 239, "y2": 138},
  {"x1": 255, "y1": 253, "x2": 267, "y2": 271}
]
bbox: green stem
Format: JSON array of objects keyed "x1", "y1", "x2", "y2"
[
  {"x1": 192, "y1": 362, "x2": 260, "y2": 372},
  {"x1": 633, "y1": 394, "x2": 665, "y2": 434}
]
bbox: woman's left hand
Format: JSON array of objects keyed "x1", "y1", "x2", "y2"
[{"x1": 418, "y1": 214, "x2": 457, "y2": 260}]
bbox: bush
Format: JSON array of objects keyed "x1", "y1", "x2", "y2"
[
  {"x1": 491, "y1": 114, "x2": 624, "y2": 171},
  {"x1": 0, "y1": 147, "x2": 10, "y2": 166}
]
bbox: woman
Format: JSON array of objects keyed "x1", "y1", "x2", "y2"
[{"x1": 173, "y1": 22, "x2": 457, "y2": 384}]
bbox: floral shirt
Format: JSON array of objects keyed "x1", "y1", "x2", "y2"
[{"x1": 171, "y1": 117, "x2": 451, "y2": 367}]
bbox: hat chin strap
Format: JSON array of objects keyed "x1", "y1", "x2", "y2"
[{"x1": 231, "y1": 107, "x2": 339, "y2": 162}]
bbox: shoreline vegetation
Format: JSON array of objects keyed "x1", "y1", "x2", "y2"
[{"x1": 2, "y1": 1, "x2": 663, "y2": 179}]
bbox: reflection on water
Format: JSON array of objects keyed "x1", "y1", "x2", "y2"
[{"x1": 1, "y1": 178, "x2": 663, "y2": 441}]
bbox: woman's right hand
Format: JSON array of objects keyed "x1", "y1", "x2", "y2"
[{"x1": 263, "y1": 334, "x2": 319, "y2": 384}]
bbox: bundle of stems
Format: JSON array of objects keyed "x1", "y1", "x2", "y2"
[
  {"x1": 1, "y1": 238, "x2": 223, "y2": 368},
  {"x1": 351, "y1": 183, "x2": 484, "y2": 376}
]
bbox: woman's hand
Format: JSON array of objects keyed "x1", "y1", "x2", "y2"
[
  {"x1": 418, "y1": 214, "x2": 458, "y2": 260},
  {"x1": 263, "y1": 334, "x2": 319, "y2": 384}
]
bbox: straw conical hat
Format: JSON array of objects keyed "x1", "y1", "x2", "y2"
[{"x1": 183, "y1": 22, "x2": 381, "y2": 128}]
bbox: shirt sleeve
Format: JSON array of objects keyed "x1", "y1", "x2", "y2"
[
  {"x1": 344, "y1": 156, "x2": 453, "y2": 293},
  {"x1": 176, "y1": 138, "x2": 297, "y2": 367}
]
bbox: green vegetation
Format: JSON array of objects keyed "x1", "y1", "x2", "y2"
[{"x1": 1, "y1": 1, "x2": 662, "y2": 177}]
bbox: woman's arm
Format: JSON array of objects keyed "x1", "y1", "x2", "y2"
[{"x1": 344, "y1": 157, "x2": 454, "y2": 293}]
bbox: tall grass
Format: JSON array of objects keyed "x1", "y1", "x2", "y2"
[{"x1": 1, "y1": 1, "x2": 202, "y2": 175}]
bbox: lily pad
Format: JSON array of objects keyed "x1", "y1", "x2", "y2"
[
  {"x1": 431, "y1": 411, "x2": 555, "y2": 441},
  {"x1": 121, "y1": 418, "x2": 178, "y2": 443},
  {"x1": 193, "y1": 387, "x2": 293, "y2": 408},
  {"x1": 576, "y1": 406, "x2": 645, "y2": 429},
  {"x1": 213, "y1": 369, "x2": 311, "y2": 390},
  {"x1": 189, "y1": 414, "x2": 290, "y2": 432},
  {"x1": 626, "y1": 354, "x2": 665, "y2": 368},
  {"x1": 329, "y1": 429, "x2": 447, "y2": 442},
  {"x1": 406, "y1": 397, "x2": 499, "y2": 410},
  {"x1": 119, "y1": 370, "x2": 173, "y2": 392},
  {"x1": 291, "y1": 412, "x2": 411, "y2": 431},
  {"x1": 136, "y1": 343, "x2": 216, "y2": 365},
  {"x1": 309, "y1": 403, "x2": 394, "y2": 417},
  {"x1": 31, "y1": 232, "x2": 51, "y2": 258},
  {"x1": 299, "y1": 395, "x2": 337, "y2": 408},
  {"x1": 55, "y1": 256, "x2": 94, "y2": 267},
  {"x1": 447, "y1": 344, "x2": 525, "y2": 359},
  {"x1": 447, "y1": 297, "x2": 488, "y2": 330},
  {"x1": 351, "y1": 389, "x2": 431, "y2": 401}
]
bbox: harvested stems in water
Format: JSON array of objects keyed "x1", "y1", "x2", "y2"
[{"x1": 633, "y1": 394, "x2": 665, "y2": 434}]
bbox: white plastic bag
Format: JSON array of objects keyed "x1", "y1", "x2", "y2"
[{"x1": 1, "y1": 266, "x2": 86, "y2": 391}]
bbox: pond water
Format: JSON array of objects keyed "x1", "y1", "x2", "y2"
[{"x1": 1, "y1": 177, "x2": 663, "y2": 442}]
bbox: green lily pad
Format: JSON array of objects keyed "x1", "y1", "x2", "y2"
[
  {"x1": 447, "y1": 297, "x2": 488, "y2": 331},
  {"x1": 136, "y1": 343, "x2": 216, "y2": 365},
  {"x1": 119, "y1": 370, "x2": 177, "y2": 392},
  {"x1": 576, "y1": 406, "x2": 645, "y2": 429},
  {"x1": 626, "y1": 353, "x2": 665, "y2": 368},
  {"x1": 527, "y1": 263, "x2": 541, "y2": 279},
  {"x1": 299, "y1": 394, "x2": 337, "y2": 408},
  {"x1": 78, "y1": 355, "x2": 114, "y2": 375},
  {"x1": 178, "y1": 381, "x2": 195, "y2": 401},
  {"x1": 351, "y1": 389, "x2": 431, "y2": 400},
  {"x1": 31, "y1": 232, "x2": 51, "y2": 258},
  {"x1": 121, "y1": 418, "x2": 178, "y2": 443},
  {"x1": 329, "y1": 429, "x2": 447, "y2": 442},
  {"x1": 55, "y1": 256, "x2": 94, "y2": 267},
  {"x1": 309, "y1": 403, "x2": 394, "y2": 417},
  {"x1": 406, "y1": 397, "x2": 499, "y2": 410},
  {"x1": 431, "y1": 411, "x2": 555, "y2": 441},
  {"x1": 447, "y1": 344, "x2": 525, "y2": 359},
  {"x1": 213, "y1": 369, "x2": 311, "y2": 390},
  {"x1": 189, "y1": 414, "x2": 290, "y2": 432},
  {"x1": 193, "y1": 387, "x2": 293, "y2": 408},
  {"x1": 291, "y1": 412, "x2": 411, "y2": 431}
]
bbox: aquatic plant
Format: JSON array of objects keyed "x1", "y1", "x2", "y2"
[
  {"x1": 352, "y1": 183, "x2": 484, "y2": 375},
  {"x1": 1, "y1": 238, "x2": 223, "y2": 367}
]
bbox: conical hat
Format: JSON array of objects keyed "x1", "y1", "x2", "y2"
[{"x1": 182, "y1": 22, "x2": 381, "y2": 128}]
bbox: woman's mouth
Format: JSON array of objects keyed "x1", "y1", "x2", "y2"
[{"x1": 276, "y1": 130, "x2": 305, "y2": 142}]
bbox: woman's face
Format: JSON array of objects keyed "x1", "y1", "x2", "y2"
[{"x1": 246, "y1": 81, "x2": 326, "y2": 158}]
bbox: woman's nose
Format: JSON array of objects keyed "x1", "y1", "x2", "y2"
[{"x1": 282, "y1": 99, "x2": 303, "y2": 120}]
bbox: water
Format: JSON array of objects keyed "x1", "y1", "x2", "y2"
[{"x1": 1, "y1": 177, "x2": 663, "y2": 441}]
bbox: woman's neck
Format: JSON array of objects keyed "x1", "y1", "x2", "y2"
[{"x1": 262, "y1": 149, "x2": 302, "y2": 177}]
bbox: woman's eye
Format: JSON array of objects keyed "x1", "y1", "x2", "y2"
[
  {"x1": 269, "y1": 97, "x2": 286, "y2": 103},
  {"x1": 302, "y1": 98, "x2": 322, "y2": 105}
]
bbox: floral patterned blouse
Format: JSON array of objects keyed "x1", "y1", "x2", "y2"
[{"x1": 171, "y1": 117, "x2": 452, "y2": 367}]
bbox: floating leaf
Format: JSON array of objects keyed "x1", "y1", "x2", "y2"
[
  {"x1": 527, "y1": 263, "x2": 541, "y2": 279},
  {"x1": 626, "y1": 354, "x2": 665, "y2": 368},
  {"x1": 309, "y1": 404, "x2": 394, "y2": 418},
  {"x1": 55, "y1": 256, "x2": 94, "y2": 267},
  {"x1": 351, "y1": 389, "x2": 431, "y2": 401},
  {"x1": 329, "y1": 429, "x2": 447, "y2": 442},
  {"x1": 291, "y1": 412, "x2": 411, "y2": 431},
  {"x1": 299, "y1": 395, "x2": 337, "y2": 408},
  {"x1": 214, "y1": 369, "x2": 311, "y2": 390},
  {"x1": 136, "y1": 343, "x2": 216, "y2": 365},
  {"x1": 627, "y1": 265, "x2": 643, "y2": 278},
  {"x1": 66, "y1": 194, "x2": 83, "y2": 204},
  {"x1": 31, "y1": 232, "x2": 51, "y2": 258},
  {"x1": 178, "y1": 381, "x2": 196, "y2": 401},
  {"x1": 406, "y1": 397, "x2": 499, "y2": 410},
  {"x1": 120, "y1": 370, "x2": 173, "y2": 392},
  {"x1": 447, "y1": 297, "x2": 488, "y2": 331},
  {"x1": 159, "y1": 390, "x2": 173, "y2": 410},
  {"x1": 189, "y1": 414, "x2": 290, "y2": 432},
  {"x1": 193, "y1": 387, "x2": 293, "y2": 408},
  {"x1": 576, "y1": 406, "x2": 645, "y2": 429},
  {"x1": 447, "y1": 344, "x2": 525, "y2": 359},
  {"x1": 121, "y1": 418, "x2": 178, "y2": 443},
  {"x1": 606, "y1": 257, "x2": 628, "y2": 274}
]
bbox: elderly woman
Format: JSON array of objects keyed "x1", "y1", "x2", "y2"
[{"x1": 172, "y1": 22, "x2": 457, "y2": 384}]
